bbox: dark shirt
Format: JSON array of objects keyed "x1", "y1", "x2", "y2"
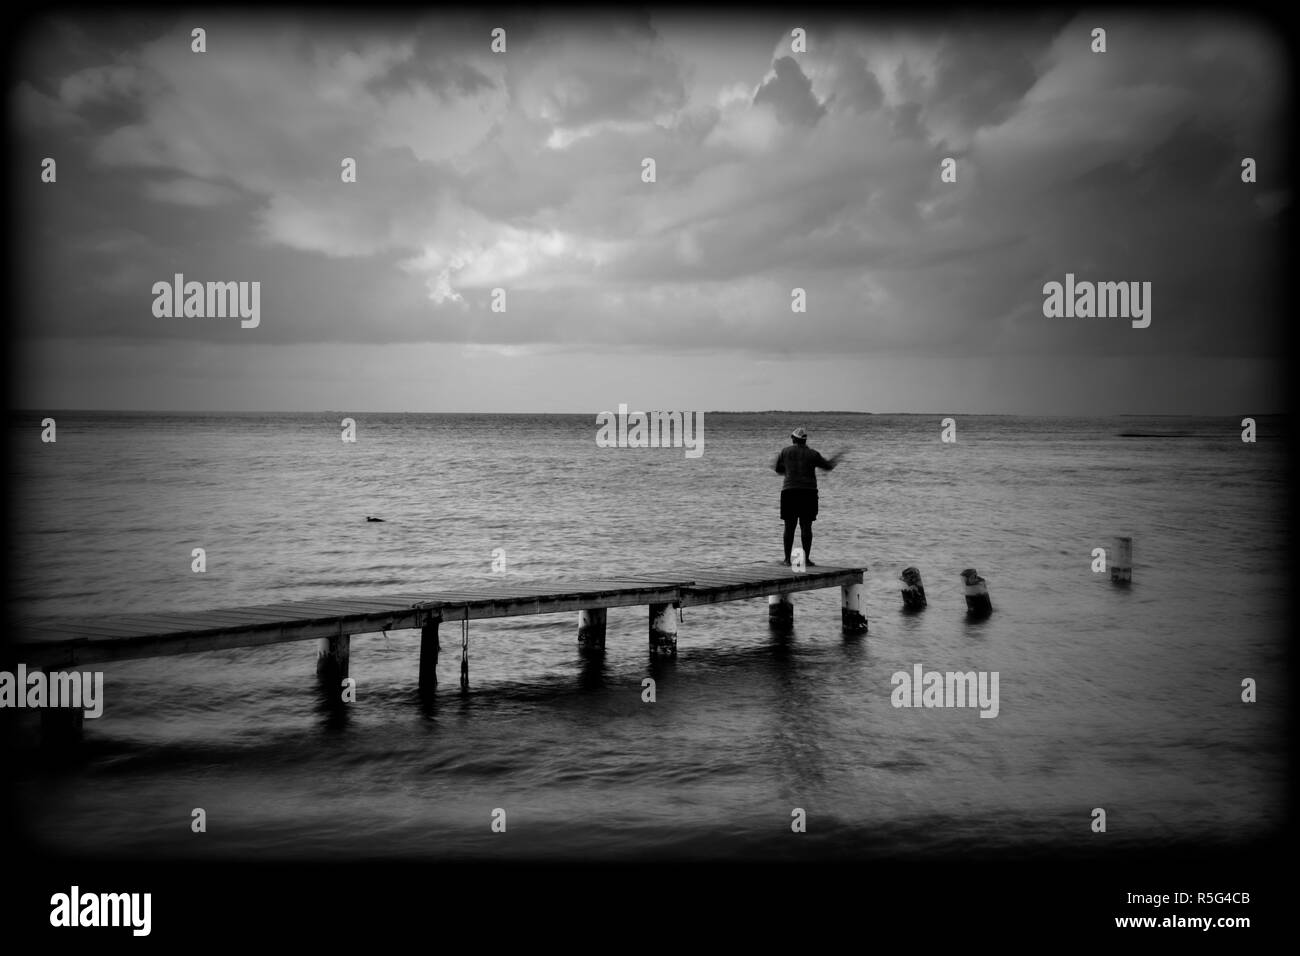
[{"x1": 774, "y1": 444, "x2": 834, "y2": 491}]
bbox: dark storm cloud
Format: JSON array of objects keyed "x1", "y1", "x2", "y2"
[
  {"x1": 752, "y1": 56, "x2": 826, "y2": 126},
  {"x1": 8, "y1": 8, "x2": 1289, "y2": 370}
]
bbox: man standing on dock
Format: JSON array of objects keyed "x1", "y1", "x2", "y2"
[{"x1": 772, "y1": 427, "x2": 843, "y2": 566}]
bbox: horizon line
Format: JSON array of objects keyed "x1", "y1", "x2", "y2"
[{"x1": 7, "y1": 408, "x2": 1283, "y2": 418}]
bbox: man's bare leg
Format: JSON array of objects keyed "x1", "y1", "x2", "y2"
[{"x1": 783, "y1": 518, "x2": 797, "y2": 564}]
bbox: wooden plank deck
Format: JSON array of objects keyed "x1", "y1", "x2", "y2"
[{"x1": 10, "y1": 562, "x2": 865, "y2": 667}]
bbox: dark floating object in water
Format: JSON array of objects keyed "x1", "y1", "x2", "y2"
[
  {"x1": 900, "y1": 566, "x2": 927, "y2": 611},
  {"x1": 1111, "y1": 536, "x2": 1132, "y2": 585},
  {"x1": 1117, "y1": 431, "x2": 1194, "y2": 438},
  {"x1": 961, "y1": 568, "x2": 992, "y2": 618},
  {"x1": 366, "y1": 516, "x2": 385, "y2": 522}
]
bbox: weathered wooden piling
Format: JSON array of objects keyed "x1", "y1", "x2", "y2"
[
  {"x1": 768, "y1": 593, "x2": 794, "y2": 630},
  {"x1": 459, "y1": 620, "x2": 470, "y2": 691},
  {"x1": 900, "y1": 567, "x2": 927, "y2": 610},
  {"x1": 649, "y1": 602, "x2": 679, "y2": 656},
  {"x1": 961, "y1": 568, "x2": 992, "y2": 618},
  {"x1": 577, "y1": 608, "x2": 607, "y2": 648},
  {"x1": 316, "y1": 632, "x2": 350, "y2": 685},
  {"x1": 418, "y1": 614, "x2": 440, "y2": 692},
  {"x1": 1111, "y1": 537, "x2": 1132, "y2": 585},
  {"x1": 840, "y1": 583, "x2": 868, "y2": 632}
]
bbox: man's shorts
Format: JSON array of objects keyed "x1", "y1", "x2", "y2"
[{"x1": 780, "y1": 488, "x2": 818, "y2": 522}]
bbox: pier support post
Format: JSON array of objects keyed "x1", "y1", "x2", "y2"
[
  {"x1": 649, "y1": 602, "x2": 679, "y2": 657},
  {"x1": 419, "y1": 614, "x2": 441, "y2": 693},
  {"x1": 1111, "y1": 537, "x2": 1132, "y2": 585},
  {"x1": 577, "y1": 608, "x2": 607, "y2": 649},
  {"x1": 900, "y1": 567, "x2": 927, "y2": 611},
  {"x1": 961, "y1": 569, "x2": 993, "y2": 618},
  {"x1": 841, "y1": 583, "x2": 869, "y2": 633},
  {"x1": 316, "y1": 632, "x2": 350, "y2": 686},
  {"x1": 459, "y1": 621, "x2": 469, "y2": 691},
  {"x1": 768, "y1": 593, "x2": 794, "y2": 631}
]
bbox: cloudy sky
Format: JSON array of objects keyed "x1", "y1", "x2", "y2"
[{"x1": 9, "y1": 9, "x2": 1290, "y2": 414}]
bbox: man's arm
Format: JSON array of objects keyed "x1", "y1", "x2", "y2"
[
  {"x1": 773, "y1": 449, "x2": 785, "y2": 473},
  {"x1": 816, "y1": 449, "x2": 844, "y2": 470}
]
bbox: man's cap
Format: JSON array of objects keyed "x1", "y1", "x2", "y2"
[{"x1": 791, "y1": 427, "x2": 808, "y2": 439}]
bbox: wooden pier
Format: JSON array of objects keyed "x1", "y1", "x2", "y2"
[{"x1": 10, "y1": 564, "x2": 869, "y2": 695}]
